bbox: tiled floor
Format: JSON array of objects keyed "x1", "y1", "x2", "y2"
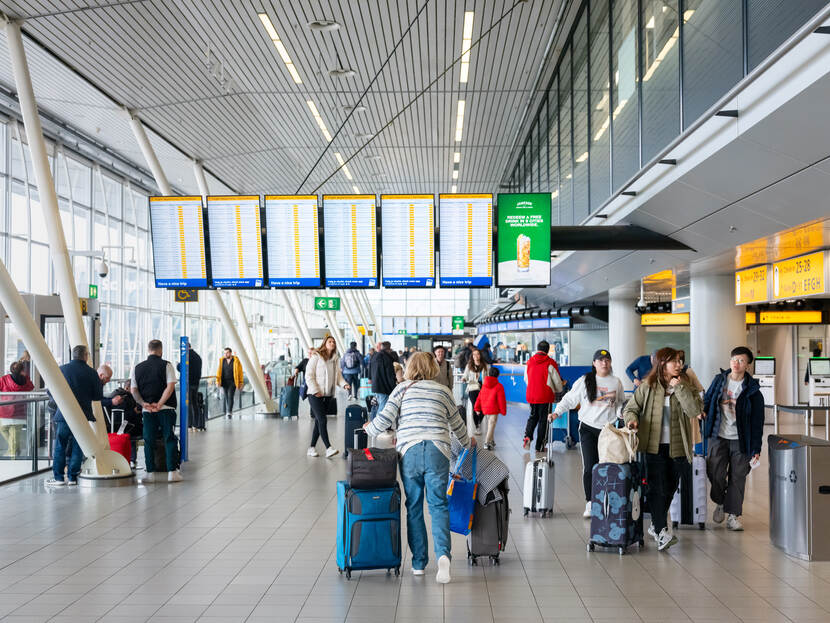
[{"x1": 1, "y1": 402, "x2": 829, "y2": 623}]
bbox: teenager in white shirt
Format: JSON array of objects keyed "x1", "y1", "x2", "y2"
[{"x1": 549, "y1": 349, "x2": 625, "y2": 518}]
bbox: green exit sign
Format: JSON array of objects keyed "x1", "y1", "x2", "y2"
[
  {"x1": 452, "y1": 316, "x2": 465, "y2": 330},
  {"x1": 88, "y1": 284, "x2": 98, "y2": 299},
  {"x1": 314, "y1": 296, "x2": 340, "y2": 311},
  {"x1": 397, "y1": 329, "x2": 407, "y2": 335}
]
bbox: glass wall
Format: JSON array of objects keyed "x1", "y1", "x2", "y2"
[
  {"x1": 0, "y1": 112, "x2": 329, "y2": 381},
  {"x1": 508, "y1": 0, "x2": 824, "y2": 223}
]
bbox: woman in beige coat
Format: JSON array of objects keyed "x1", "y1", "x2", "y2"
[{"x1": 306, "y1": 336, "x2": 350, "y2": 458}]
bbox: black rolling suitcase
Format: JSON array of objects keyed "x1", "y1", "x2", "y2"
[
  {"x1": 467, "y1": 479, "x2": 510, "y2": 565},
  {"x1": 344, "y1": 403, "x2": 368, "y2": 457}
]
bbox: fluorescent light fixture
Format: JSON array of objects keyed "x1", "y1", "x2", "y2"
[
  {"x1": 575, "y1": 151, "x2": 588, "y2": 163},
  {"x1": 452, "y1": 170, "x2": 459, "y2": 180},
  {"x1": 451, "y1": 185, "x2": 457, "y2": 193},
  {"x1": 306, "y1": 100, "x2": 332, "y2": 142},
  {"x1": 551, "y1": 189, "x2": 559, "y2": 199},
  {"x1": 352, "y1": 185, "x2": 360, "y2": 194},
  {"x1": 334, "y1": 152, "x2": 352, "y2": 180},
  {"x1": 453, "y1": 152, "x2": 461, "y2": 163},
  {"x1": 258, "y1": 12, "x2": 303, "y2": 84},
  {"x1": 454, "y1": 100, "x2": 465, "y2": 142},
  {"x1": 459, "y1": 11, "x2": 474, "y2": 83},
  {"x1": 645, "y1": 15, "x2": 655, "y2": 29}
]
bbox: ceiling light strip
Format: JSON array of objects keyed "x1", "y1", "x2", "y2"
[
  {"x1": 258, "y1": 12, "x2": 303, "y2": 84},
  {"x1": 459, "y1": 11, "x2": 475, "y2": 83},
  {"x1": 454, "y1": 100, "x2": 465, "y2": 142},
  {"x1": 306, "y1": 100, "x2": 333, "y2": 142},
  {"x1": 334, "y1": 152, "x2": 353, "y2": 180}
]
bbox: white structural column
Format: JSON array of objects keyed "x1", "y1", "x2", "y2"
[
  {"x1": 690, "y1": 274, "x2": 747, "y2": 384},
  {"x1": 339, "y1": 290, "x2": 362, "y2": 347},
  {"x1": 347, "y1": 289, "x2": 371, "y2": 339},
  {"x1": 287, "y1": 290, "x2": 313, "y2": 350},
  {"x1": 279, "y1": 291, "x2": 311, "y2": 352},
  {"x1": 5, "y1": 20, "x2": 116, "y2": 453},
  {"x1": 317, "y1": 290, "x2": 345, "y2": 353},
  {"x1": 608, "y1": 287, "x2": 647, "y2": 392},
  {"x1": 359, "y1": 290, "x2": 378, "y2": 334}
]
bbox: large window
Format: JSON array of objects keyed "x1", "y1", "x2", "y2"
[
  {"x1": 611, "y1": 0, "x2": 640, "y2": 190},
  {"x1": 572, "y1": 11, "x2": 590, "y2": 223},
  {"x1": 558, "y1": 46, "x2": 573, "y2": 226},
  {"x1": 589, "y1": 0, "x2": 612, "y2": 211},
  {"x1": 548, "y1": 76, "x2": 560, "y2": 224},
  {"x1": 747, "y1": 0, "x2": 828, "y2": 71}
]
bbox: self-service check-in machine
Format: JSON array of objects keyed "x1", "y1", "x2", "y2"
[
  {"x1": 809, "y1": 358, "x2": 830, "y2": 407},
  {"x1": 755, "y1": 356, "x2": 776, "y2": 406}
]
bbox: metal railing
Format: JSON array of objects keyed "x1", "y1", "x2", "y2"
[
  {"x1": 772, "y1": 404, "x2": 830, "y2": 440},
  {"x1": 0, "y1": 392, "x2": 52, "y2": 485}
]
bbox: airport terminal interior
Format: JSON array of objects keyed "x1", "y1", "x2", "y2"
[{"x1": 1, "y1": 0, "x2": 830, "y2": 621}]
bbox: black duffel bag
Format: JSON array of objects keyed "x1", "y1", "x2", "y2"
[{"x1": 346, "y1": 447, "x2": 398, "y2": 489}]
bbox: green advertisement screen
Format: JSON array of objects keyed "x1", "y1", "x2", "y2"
[{"x1": 496, "y1": 193, "x2": 551, "y2": 287}]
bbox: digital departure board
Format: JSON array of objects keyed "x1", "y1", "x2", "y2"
[
  {"x1": 381, "y1": 194, "x2": 435, "y2": 287},
  {"x1": 264, "y1": 195, "x2": 321, "y2": 288},
  {"x1": 149, "y1": 196, "x2": 208, "y2": 288},
  {"x1": 323, "y1": 195, "x2": 378, "y2": 287},
  {"x1": 438, "y1": 194, "x2": 493, "y2": 287},
  {"x1": 206, "y1": 196, "x2": 264, "y2": 288}
]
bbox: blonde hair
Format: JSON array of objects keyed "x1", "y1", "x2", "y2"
[
  {"x1": 317, "y1": 335, "x2": 337, "y2": 361},
  {"x1": 404, "y1": 352, "x2": 439, "y2": 381}
]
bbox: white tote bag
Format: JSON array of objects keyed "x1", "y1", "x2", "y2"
[{"x1": 597, "y1": 422, "x2": 639, "y2": 464}]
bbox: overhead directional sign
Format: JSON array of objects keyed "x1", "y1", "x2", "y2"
[
  {"x1": 773, "y1": 251, "x2": 826, "y2": 299},
  {"x1": 735, "y1": 265, "x2": 769, "y2": 305},
  {"x1": 314, "y1": 296, "x2": 340, "y2": 311}
]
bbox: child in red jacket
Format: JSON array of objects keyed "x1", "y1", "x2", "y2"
[{"x1": 475, "y1": 368, "x2": 507, "y2": 450}]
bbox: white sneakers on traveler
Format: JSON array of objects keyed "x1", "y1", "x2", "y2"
[
  {"x1": 726, "y1": 514, "x2": 744, "y2": 531},
  {"x1": 140, "y1": 472, "x2": 155, "y2": 484},
  {"x1": 44, "y1": 478, "x2": 65, "y2": 487},
  {"x1": 436, "y1": 555, "x2": 451, "y2": 584},
  {"x1": 583, "y1": 501, "x2": 592, "y2": 518},
  {"x1": 307, "y1": 447, "x2": 319, "y2": 457},
  {"x1": 713, "y1": 504, "x2": 725, "y2": 524},
  {"x1": 168, "y1": 470, "x2": 183, "y2": 483},
  {"x1": 411, "y1": 568, "x2": 425, "y2": 576},
  {"x1": 656, "y1": 528, "x2": 678, "y2": 551},
  {"x1": 325, "y1": 447, "x2": 339, "y2": 459}
]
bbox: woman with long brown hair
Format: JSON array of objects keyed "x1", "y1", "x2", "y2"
[
  {"x1": 623, "y1": 347, "x2": 702, "y2": 551},
  {"x1": 305, "y1": 335, "x2": 350, "y2": 458},
  {"x1": 461, "y1": 348, "x2": 489, "y2": 431}
]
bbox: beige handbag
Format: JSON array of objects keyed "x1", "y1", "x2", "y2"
[{"x1": 597, "y1": 422, "x2": 639, "y2": 464}]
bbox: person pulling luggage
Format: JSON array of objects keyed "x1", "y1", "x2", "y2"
[
  {"x1": 306, "y1": 336, "x2": 350, "y2": 458},
  {"x1": 364, "y1": 352, "x2": 474, "y2": 584},
  {"x1": 548, "y1": 349, "x2": 625, "y2": 519},
  {"x1": 622, "y1": 347, "x2": 702, "y2": 550}
]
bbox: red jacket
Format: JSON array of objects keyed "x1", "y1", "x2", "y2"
[
  {"x1": 475, "y1": 376, "x2": 507, "y2": 416},
  {"x1": 524, "y1": 352, "x2": 562, "y2": 404},
  {"x1": 0, "y1": 374, "x2": 34, "y2": 419}
]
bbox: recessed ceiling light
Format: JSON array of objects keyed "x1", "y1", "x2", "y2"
[
  {"x1": 329, "y1": 67, "x2": 356, "y2": 78},
  {"x1": 342, "y1": 104, "x2": 367, "y2": 113},
  {"x1": 451, "y1": 185, "x2": 457, "y2": 193},
  {"x1": 307, "y1": 19, "x2": 341, "y2": 32}
]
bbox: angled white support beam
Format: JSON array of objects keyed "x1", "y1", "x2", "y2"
[
  {"x1": 288, "y1": 290, "x2": 314, "y2": 351},
  {"x1": 191, "y1": 160, "x2": 276, "y2": 413},
  {"x1": 359, "y1": 290, "x2": 378, "y2": 334},
  {"x1": 279, "y1": 290, "x2": 311, "y2": 352},
  {"x1": 5, "y1": 20, "x2": 120, "y2": 467},
  {"x1": 347, "y1": 289, "x2": 371, "y2": 339},
  {"x1": 338, "y1": 290, "x2": 361, "y2": 347},
  {"x1": 317, "y1": 289, "x2": 345, "y2": 353}
]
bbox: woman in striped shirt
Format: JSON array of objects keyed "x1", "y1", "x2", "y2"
[{"x1": 365, "y1": 351, "x2": 475, "y2": 584}]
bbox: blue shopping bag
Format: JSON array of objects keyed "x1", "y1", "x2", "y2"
[{"x1": 447, "y1": 447, "x2": 478, "y2": 536}]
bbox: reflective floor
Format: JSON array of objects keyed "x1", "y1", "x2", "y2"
[{"x1": 0, "y1": 401, "x2": 829, "y2": 623}]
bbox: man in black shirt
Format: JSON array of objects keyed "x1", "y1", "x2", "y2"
[
  {"x1": 178, "y1": 344, "x2": 204, "y2": 431},
  {"x1": 131, "y1": 339, "x2": 181, "y2": 483}
]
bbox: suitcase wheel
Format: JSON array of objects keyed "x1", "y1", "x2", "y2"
[
  {"x1": 618, "y1": 547, "x2": 625, "y2": 556},
  {"x1": 698, "y1": 522, "x2": 705, "y2": 530},
  {"x1": 345, "y1": 569, "x2": 352, "y2": 580},
  {"x1": 395, "y1": 567, "x2": 400, "y2": 576},
  {"x1": 491, "y1": 555, "x2": 500, "y2": 565},
  {"x1": 587, "y1": 542, "x2": 595, "y2": 552}
]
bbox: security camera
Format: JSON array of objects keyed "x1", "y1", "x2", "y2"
[{"x1": 97, "y1": 259, "x2": 109, "y2": 278}]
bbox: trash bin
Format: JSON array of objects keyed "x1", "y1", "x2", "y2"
[{"x1": 768, "y1": 434, "x2": 830, "y2": 560}]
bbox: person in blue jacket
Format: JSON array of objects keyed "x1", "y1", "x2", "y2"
[
  {"x1": 701, "y1": 346, "x2": 764, "y2": 532},
  {"x1": 625, "y1": 352, "x2": 655, "y2": 387},
  {"x1": 45, "y1": 345, "x2": 102, "y2": 486}
]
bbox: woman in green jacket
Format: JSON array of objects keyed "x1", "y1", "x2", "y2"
[{"x1": 623, "y1": 347, "x2": 702, "y2": 551}]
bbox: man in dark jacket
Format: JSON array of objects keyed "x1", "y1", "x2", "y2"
[
  {"x1": 177, "y1": 345, "x2": 203, "y2": 430},
  {"x1": 370, "y1": 341, "x2": 397, "y2": 415},
  {"x1": 702, "y1": 346, "x2": 764, "y2": 532},
  {"x1": 45, "y1": 345, "x2": 102, "y2": 486}
]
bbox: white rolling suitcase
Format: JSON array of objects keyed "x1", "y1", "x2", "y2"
[
  {"x1": 669, "y1": 453, "x2": 708, "y2": 530},
  {"x1": 523, "y1": 423, "x2": 555, "y2": 517}
]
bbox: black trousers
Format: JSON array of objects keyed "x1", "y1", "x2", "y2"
[
  {"x1": 222, "y1": 383, "x2": 236, "y2": 414},
  {"x1": 524, "y1": 403, "x2": 550, "y2": 451},
  {"x1": 308, "y1": 394, "x2": 332, "y2": 448},
  {"x1": 578, "y1": 422, "x2": 602, "y2": 501},
  {"x1": 467, "y1": 390, "x2": 482, "y2": 427},
  {"x1": 645, "y1": 444, "x2": 688, "y2": 533},
  {"x1": 187, "y1": 388, "x2": 204, "y2": 429}
]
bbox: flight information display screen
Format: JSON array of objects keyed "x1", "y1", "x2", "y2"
[
  {"x1": 206, "y1": 196, "x2": 264, "y2": 288},
  {"x1": 264, "y1": 195, "x2": 321, "y2": 288},
  {"x1": 438, "y1": 194, "x2": 493, "y2": 287},
  {"x1": 322, "y1": 195, "x2": 378, "y2": 287},
  {"x1": 149, "y1": 196, "x2": 208, "y2": 288},
  {"x1": 381, "y1": 194, "x2": 435, "y2": 287}
]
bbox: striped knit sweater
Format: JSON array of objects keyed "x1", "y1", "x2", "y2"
[{"x1": 365, "y1": 379, "x2": 471, "y2": 459}]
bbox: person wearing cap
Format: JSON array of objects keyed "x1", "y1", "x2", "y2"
[
  {"x1": 549, "y1": 349, "x2": 625, "y2": 518},
  {"x1": 626, "y1": 351, "x2": 656, "y2": 388}
]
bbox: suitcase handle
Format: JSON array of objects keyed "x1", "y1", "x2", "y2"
[{"x1": 451, "y1": 446, "x2": 477, "y2": 481}]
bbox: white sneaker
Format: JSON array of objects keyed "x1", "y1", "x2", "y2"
[
  {"x1": 436, "y1": 555, "x2": 451, "y2": 584},
  {"x1": 411, "y1": 568, "x2": 425, "y2": 576},
  {"x1": 307, "y1": 447, "x2": 319, "y2": 457},
  {"x1": 45, "y1": 478, "x2": 65, "y2": 487},
  {"x1": 325, "y1": 447, "x2": 339, "y2": 459},
  {"x1": 167, "y1": 470, "x2": 183, "y2": 483},
  {"x1": 713, "y1": 504, "x2": 725, "y2": 524},
  {"x1": 583, "y1": 501, "x2": 592, "y2": 519},
  {"x1": 726, "y1": 514, "x2": 744, "y2": 531},
  {"x1": 67, "y1": 480, "x2": 78, "y2": 486},
  {"x1": 656, "y1": 528, "x2": 678, "y2": 551},
  {"x1": 140, "y1": 472, "x2": 155, "y2": 484},
  {"x1": 647, "y1": 524, "x2": 657, "y2": 539}
]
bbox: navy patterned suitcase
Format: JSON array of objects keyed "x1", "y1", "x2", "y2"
[{"x1": 587, "y1": 462, "x2": 644, "y2": 555}]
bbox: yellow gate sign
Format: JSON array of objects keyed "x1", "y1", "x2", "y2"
[
  {"x1": 735, "y1": 265, "x2": 769, "y2": 305},
  {"x1": 773, "y1": 251, "x2": 826, "y2": 299}
]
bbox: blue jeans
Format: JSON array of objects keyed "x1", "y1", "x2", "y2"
[
  {"x1": 143, "y1": 409, "x2": 177, "y2": 472},
  {"x1": 373, "y1": 392, "x2": 389, "y2": 419},
  {"x1": 53, "y1": 420, "x2": 83, "y2": 482},
  {"x1": 400, "y1": 441, "x2": 451, "y2": 570}
]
